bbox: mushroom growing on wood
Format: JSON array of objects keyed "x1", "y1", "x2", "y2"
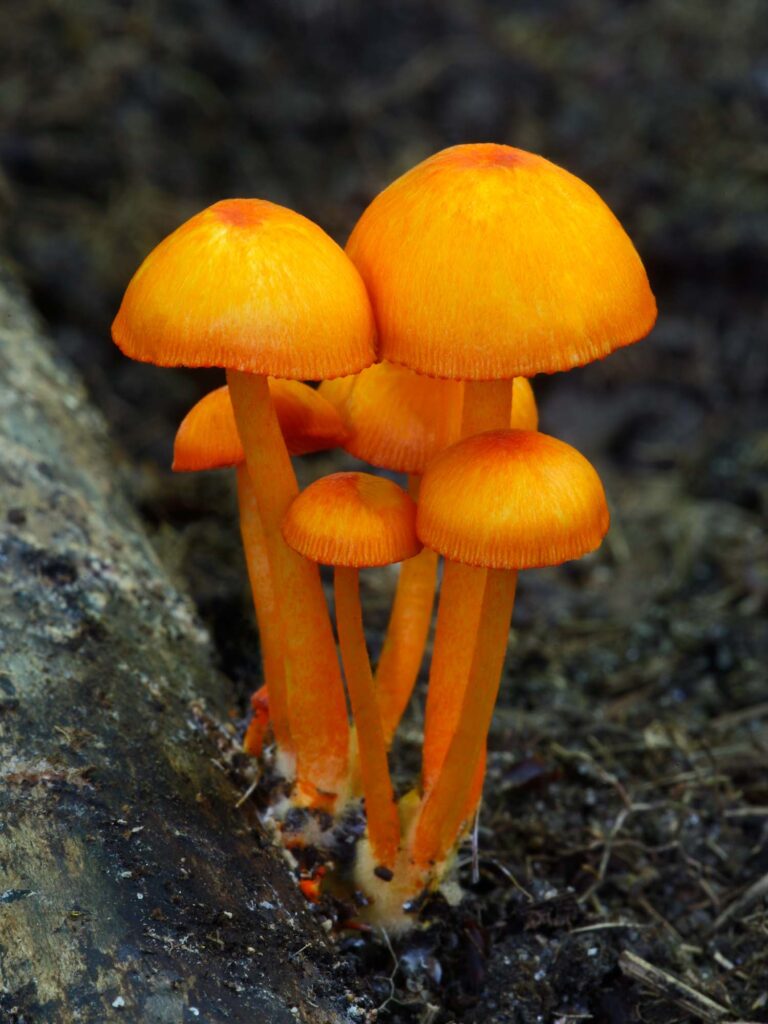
[
  {"x1": 173, "y1": 380, "x2": 349, "y2": 765},
  {"x1": 113, "y1": 198, "x2": 376, "y2": 804},
  {"x1": 282, "y1": 472, "x2": 421, "y2": 871}
]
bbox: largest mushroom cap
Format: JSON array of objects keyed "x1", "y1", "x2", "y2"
[
  {"x1": 417, "y1": 430, "x2": 610, "y2": 569},
  {"x1": 346, "y1": 143, "x2": 656, "y2": 380},
  {"x1": 112, "y1": 199, "x2": 376, "y2": 380}
]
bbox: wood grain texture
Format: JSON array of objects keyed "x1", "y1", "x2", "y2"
[{"x1": 0, "y1": 266, "x2": 349, "y2": 1024}]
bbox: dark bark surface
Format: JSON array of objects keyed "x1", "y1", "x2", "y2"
[{"x1": 0, "y1": 266, "x2": 354, "y2": 1023}]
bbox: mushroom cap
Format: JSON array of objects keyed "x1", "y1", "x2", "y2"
[
  {"x1": 346, "y1": 144, "x2": 656, "y2": 380},
  {"x1": 113, "y1": 199, "x2": 376, "y2": 380},
  {"x1": 417, "y1": 430, "x2": 610, "y2": 569},
  {"x1": 172, "y1": 380, "x2": 348, "y2": 471},
  {"x1": 320, "y1": 362, "x2": 538, "y2": 474},
  {"x1": 282, "y1": 472, "x2": 421, "y2": 568}
]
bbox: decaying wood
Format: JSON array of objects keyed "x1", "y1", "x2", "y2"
[{"x1": 0, "y1": 265, "x2": 351, "y2": 1022}]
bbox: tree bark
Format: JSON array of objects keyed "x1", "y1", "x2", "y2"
[{"x1": 0, "y1": 265, "x2": 352, "y2": 1023}]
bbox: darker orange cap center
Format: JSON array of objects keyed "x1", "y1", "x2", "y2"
[
  {"x1": 441, "y1": 143, "x2": 532, "y2": 171},
  {"x1": 212, "y1": 198, "x2": 267, "y2": 228}
]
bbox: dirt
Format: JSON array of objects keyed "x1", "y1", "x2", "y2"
[{"x1": 1, "y1": 2, "x2": 767, "y2": 1021}]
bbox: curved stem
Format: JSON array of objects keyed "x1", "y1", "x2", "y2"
[
  {"x1": 413, "y1": 569, "x2": 517, "y2": 867},
  {"x1": 236, "y1": 467, "x2": 292, "y2": 753},
  {"x1": 335, "y1": 567, "x2": 400, "y2": 869},
  {"x1": 375, "y1": 475, "x2": 438, "y2": 746},
  {"x1": 228, "y1": 370, "x2": 349, "y2": 803}
]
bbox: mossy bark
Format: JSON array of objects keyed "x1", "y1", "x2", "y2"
[{"x1": 0, "y1": 266, "x2": 349, "y2": 1023}]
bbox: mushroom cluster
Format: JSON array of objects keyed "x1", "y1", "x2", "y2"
[{"x1": 112, "y1": 143, "x2": 656, "y2": 930}]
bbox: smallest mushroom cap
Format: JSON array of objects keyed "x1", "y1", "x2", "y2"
[
  {"x1": 282, "y1": 472, "x2": 421, "y2": 568},
  {"x1": 172, "y1": 381, "x2": 349, "y2": 471},
  {"x1": 417, "y1": 430, "x2": 610, "y2": 570}
]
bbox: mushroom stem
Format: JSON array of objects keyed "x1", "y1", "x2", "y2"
[
  {"x1": 412, "y1": 568, "x2": 518, "y2": 867},
  {"x1": 334, "y1": 566, "x2": 400, "y2": 869},
  {"x1": 243, "y1": 684, "x2": 271, "y2": 757},
  {"x1": 375, "y1": 475, "x2": 438, "y2": 745},
  {"x1": 461, "y1": 379, "x2": 513, "y2": 436},
  {"x1": 236, "y1": 466, "x2": 292, "y2": 754},
  {"x1": 419, "y1": 378, "x2": 514, "y2": 789},
  {"x1": 421, "y1": 561, "x2": 487, "y2": 793},
  {"x1": 227, "y1": 370, "x2": 349, "y2": 802}
]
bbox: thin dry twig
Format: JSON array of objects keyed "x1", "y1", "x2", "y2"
[
  {"x1": 711, "y1": 872, "x2": 768, "y2": 933},
  {"x1": 619, "y1": 950, "x2": 732, "y2": 1022}
]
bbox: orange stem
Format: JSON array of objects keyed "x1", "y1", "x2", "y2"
[
  {"x1": 228, "y1": 370, "x2": 349, "y2": 802},
  {"x1": 236, "y1": 466, "x2": 292, "y2": 753},
  {"x1": 243, "y1": 684, "x2": 271, "y2": 757},
  {"x1": 375, "y1": 475, "x2": 438, "y2": 745},
  {"x1": 419, "y1": 379, "x2": 514, "y2": 791},
  {"x1": 461, "y1": 379, "x2": 513, "y2": 436},
  {"x1": 335, "y1": 566, "x2": 400, "y2": 869},
  {"x1": 421, "y1": 561, "x2": 487, "y2": 793},
  {"x1": 413, "y1": 569, "x2": 517, "y2": 867}
]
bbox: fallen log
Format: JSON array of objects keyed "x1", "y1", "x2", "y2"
[{"x1": 0, "y1": 264, "x2": 352, "y2": 1023}]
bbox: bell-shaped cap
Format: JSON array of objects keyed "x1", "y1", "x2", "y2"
[
  {"x1": 320, "y1": 362, "x2": 538, "y2": 474},
  {"x1": 113, "y1": 199, "x2": 376, "y2": 380},
  {"x1": 172, "y1": 380, "x2": 348, "y2": 471},
  {"x1": 347, "y1": 144, "x2": 656, "y2": 380},
  {"x1": 417, "y1": 430, "x2": 610, "y2": 569},
  {"x1": 282, "y1": 472, "x2": 421, "y2": 568}
]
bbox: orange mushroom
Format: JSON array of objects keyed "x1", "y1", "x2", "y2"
[
  {"x1": 347, "y1": 144, "x2": 655, "y2": 804},
  {"x1": 282, "y1": 472, "x2": 421, "y2": 870},
  {"x1": 347, "y1": 142, "x2": 656, "y2": 426},
  {"x1": 321, "y1": 363, "x2": 538, "y2": 743},
  {"x1": 113, "y1": 198, "x2": 376, "y2": 803},
  {"x1": 173, "y1": 380, "x2": 349, "y2": 763},
  {"x1": 412, "y1": 430, "x2": 610, "y2": 871},
  {"x1": 173, "y1": 381, "x2": 351, "y2": 471}
]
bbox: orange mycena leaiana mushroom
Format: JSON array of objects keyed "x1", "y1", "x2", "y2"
[
  {"x1": 347, "y1": 142, "x2": 656, "y2": 430},
  {"x1": 173, "y1": 380, "x2": 349, "y2": 763},
  {"x1": 282, "y1": 472, "x2": 421, "y2": 870},
  {"x1": 347, "y1": 143, "x2": 654, "y2": 804},
  {"x1": 113, "y1": 198, "x2": 376, "y2": 803},
  {"x1": 412, "y1": 430, "x2": 610, "y2": 871},
  {"x1": 321, "y1": 363, "x2": 538, "y2": 744},
  {"x1": 173, "y1": 381, "x2": 351, "y2": 471}
]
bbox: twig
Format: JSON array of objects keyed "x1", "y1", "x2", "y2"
[
  {"x1": 710, "y1": 701, "x2": 768, "y2": 732},
  {"x1": 569, "y1": 921, "x2": 648, "y2": 934},
  {"x1": 577, "y1": 802, "x2": 655, "y2": 905},
  {"x1": 471, "y1": 801, "x2": 481, "y2": 885},
  {"x1": 376, "y1": 927, "x2": 401, "y2": 1014},
  {"x1": 619, "y1": 950, "x2": 731, "y2": 1022},
  {"x1": 234, "y1": 777, "x2": 260, "y2": 809},
  {"x1": 711, "y1": 872, "x2": 768, "y2": 933}
]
